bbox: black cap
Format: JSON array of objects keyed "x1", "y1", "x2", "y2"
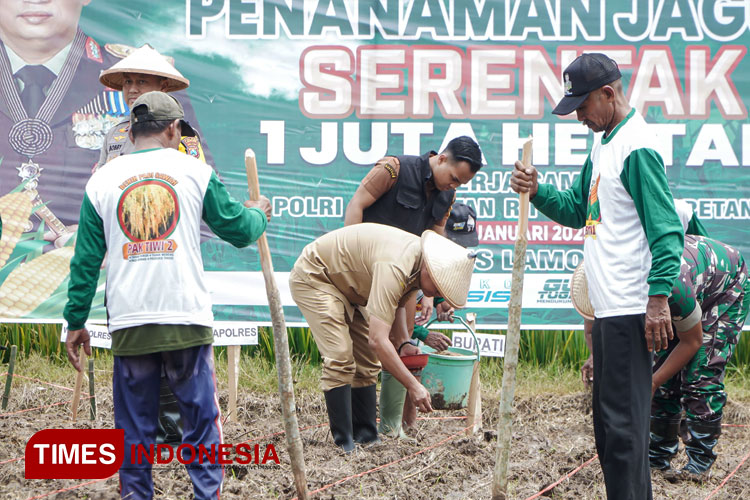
[
  {"x1": 552, "y1": 53, "x2": 621, "y2": 116},
  {"x1": 130, "y1": 91, "x2": 196, "y2": 137},
  {"x1": 445, "y1": 202, "x2": 478, "y2": 248}
]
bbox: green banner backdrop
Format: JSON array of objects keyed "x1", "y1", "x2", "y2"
[{"x1": 0, "y1": 0, "x2": 748, "y2": 328}]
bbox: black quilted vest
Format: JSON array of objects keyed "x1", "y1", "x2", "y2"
[{"x1": 362, "y1": 152, "x2": 454, "y2": 236}]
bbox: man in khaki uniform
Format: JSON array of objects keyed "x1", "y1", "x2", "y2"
[
  {"x1": 96, "y1": 44, "x2": 207, "y2": 169},
  {"x1": 289, "y1": 223, "x2": 476, "y2": 451}
]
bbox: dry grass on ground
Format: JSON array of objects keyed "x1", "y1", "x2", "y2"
[{"x1": 0, "y1": 353, "x2": 748, "y2": 499}]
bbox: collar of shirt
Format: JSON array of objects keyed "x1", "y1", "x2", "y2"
[
  {"x1": 6, "y1": 41, "x2": 73, "y2": 92},
  {"x1": 423, "y1": 150, "x2": 438, "y2": 193}
]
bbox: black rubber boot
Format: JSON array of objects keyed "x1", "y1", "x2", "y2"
[
  {"x1": 352, "y1": 384, "x2": 379, "y2": 445},
  {"x1": 323, "y1": 385, "x2": 355, "y2": 452},
  {"x1": 156, "y1": 375, "x2": 183, "y2": 446},
  {"x1": 649, "y1": 415, "x2": 680, "y2": 471},
  {"x1": 680, "y1": 417, "x2": 722, "y2": 482}
]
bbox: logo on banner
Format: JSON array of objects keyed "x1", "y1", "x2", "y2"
[
  {"x1": 466, "y1": 289, "x2": 511, "y2": 304},
  {"x1": 537, "y1": 279, "x2": 571, "y2": 304}
]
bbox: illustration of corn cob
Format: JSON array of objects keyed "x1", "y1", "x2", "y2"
[
  {"x1": 0, "y1": 192, "x2": 33, "y2": 268},
  {"x1": 0, "y1": 246, "x2": 74, "y2": 318}
]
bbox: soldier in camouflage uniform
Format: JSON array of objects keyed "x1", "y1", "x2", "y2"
[{"x1": 650, "y1": 234, "x2": 750, "y2": 481}]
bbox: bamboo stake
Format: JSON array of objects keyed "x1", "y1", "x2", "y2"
[
  {"x1": 88, "y1": 358, "x2": 96, "y2": 421},
  {"x1": 245, "y1": 149, "x2": 308, "y2": 500},
  {"x1": 226, "y1": 345, "x2": 240, "y2": 421},
  {"x1": 2, "y1": 345, "x2": 17, "y2": 410},
  {"x1": 491, "y1": 137, "x2": 533, "y2": 499},
  {"x1": 465, "y1": 312, "x2": 482, "y2": 435},
  {"x1": 71, "y1": 347, "x2": 87, "y2": 421}
]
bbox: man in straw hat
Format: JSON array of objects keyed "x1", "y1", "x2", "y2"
[
  {"x1": 511, "y1": 53, "x2": 685, "y2": 499},
  {"x1": 289, "y1": 223, "x2": 476, "y2": 451},
  {"x1": 380, "y1": 202, "x2": 480, "y2": 437},
  {"x1": 64, "y1": 91, "x2": 271, "y2": 499},
  {"x1": 344, "y1": 137, "x2": 482, "y2": 440},
  {"x1": 97, "y1": 44, "x2": 209, "y2": 168}
]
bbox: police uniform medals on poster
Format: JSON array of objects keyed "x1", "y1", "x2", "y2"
[
  {"x1": 70, "y1": 41, "x2": 130, "y2": 152},
  {"x1": 0, "y1": 30, "x2": 92, "y2": 236}
]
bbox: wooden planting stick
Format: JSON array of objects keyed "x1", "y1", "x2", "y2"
[
  {"x1": 492, "y1": 137, "x2": 532, "y2": 499},
  {"x1": 226, "y1": 345, "x2": 240, "y2": 422},
  {"x1": 88, "y1": 358, "x2": 96, "y2": 420},
  {"x1": 245, "y1": 149, "x2": 309, "y2": 500},
  {"x1": 71, "y1": 347, "x2": 87, "y2": 421},
  {"x1": 2, "y1": 345, "x2": 17, "y2": 410},
  {"x1": 465, "y1": 312, "x2": 482, "y2": 435}
]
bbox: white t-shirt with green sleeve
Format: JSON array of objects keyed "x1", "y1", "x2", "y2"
[
  {"x1": 533, "y1": 108, "x2": 684, "y2": 318},
  {"x1": 64, "y1": 147, "x2": 267, "y2": 333}
]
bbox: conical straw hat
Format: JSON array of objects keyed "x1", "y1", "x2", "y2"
[
  {"x1": 99, "y1": 45, "x2": 189, "y2": 92},
  {"x1": 570, "y1": 261, "x2": 595, "y2": 320},
  {"x1": 421, "y1": 230, "x2": 476, "y2": 309}
]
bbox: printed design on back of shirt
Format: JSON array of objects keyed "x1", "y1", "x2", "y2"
[
  {"x1": 116, "y1": 174, "x2": 181, "y2": 261},
  {"x1": 585, "y1": 174, "x2": 601, "y2": 239}
]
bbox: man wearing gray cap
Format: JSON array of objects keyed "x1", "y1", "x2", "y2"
[
  {"x1": 63, "y1": 91, "x2": 271, "y2": 499},
  {"x1": 510, "y1": 53, "x2": 684, "y2": 500}
]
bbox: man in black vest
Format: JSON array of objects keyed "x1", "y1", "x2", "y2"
[{"x1": 343, "y1": 136, "x2": 482, "y2": 441}]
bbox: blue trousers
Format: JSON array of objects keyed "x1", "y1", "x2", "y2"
[{"x1": 114, "y1": 344, "x2": 223, "y2": 500}]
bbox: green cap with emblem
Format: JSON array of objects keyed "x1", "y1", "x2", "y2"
[{"x1": 130, "y1": 91, "x2": 196, "y2": 137}]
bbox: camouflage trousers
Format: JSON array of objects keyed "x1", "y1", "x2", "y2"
[{"x1": 652, "y1": 273, "x2": 749, "y2": 421}]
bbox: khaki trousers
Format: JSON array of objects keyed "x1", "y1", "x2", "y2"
[{"x1": 289, "y1": 273, "x2": 381, "y2": 391}]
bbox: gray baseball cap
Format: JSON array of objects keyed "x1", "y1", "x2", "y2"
[
  {"x1": 445, "y1": 202, "x2": 479, "y2": 248},
  {"x1": 130, "y1": 91, "x2": 196, "y2": 136}
]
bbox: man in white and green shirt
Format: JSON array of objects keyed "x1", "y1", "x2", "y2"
[
  {"x1": 64, "y1": 91, "x2": 271, "y2": 500},
  {"x1": 511, "y1": 53, "x2": 684, "y2": 500}
]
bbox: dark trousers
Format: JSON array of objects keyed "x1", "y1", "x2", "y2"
[
  {"x1": 114, "y1": 344, "x2": 223, "y2": 500},
  {"x1": 592, "y1": 315, "x2": 653, "y2": 500}
]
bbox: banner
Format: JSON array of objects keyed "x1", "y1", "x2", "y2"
[
  {"x1": 0, "y1": 1, "x2": 748, "y2": 328},
  {"x1": 60, "y1": 322, "x2": 260, "y2": 349}
]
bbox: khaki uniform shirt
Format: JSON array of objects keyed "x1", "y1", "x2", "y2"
[
  {"x1": 96, "y1": 119, "x2": 206, "y2": 168},
  {"x1": 293, "y1": 224, "x2": 422, "y2": 326}
]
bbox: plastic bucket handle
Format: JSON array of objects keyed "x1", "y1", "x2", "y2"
[{"x1": 425, "y1": 314, "x2": 480, "y2": 362}]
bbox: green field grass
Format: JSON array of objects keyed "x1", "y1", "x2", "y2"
[{"x1": 2, "y1": 323, "x2": 749, "y2": 397}]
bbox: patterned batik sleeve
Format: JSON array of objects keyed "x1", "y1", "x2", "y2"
[{"x1": 669, "y1": 256, "x2": 702, "y2": 332}]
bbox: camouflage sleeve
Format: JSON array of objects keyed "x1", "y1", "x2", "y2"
[{"x1": 668, "y1": 256, "x2": 702, "y2": 332}]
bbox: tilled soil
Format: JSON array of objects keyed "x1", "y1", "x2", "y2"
[{"x1": 0, "y1": 373, "x2": 748, "y2": 499}]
